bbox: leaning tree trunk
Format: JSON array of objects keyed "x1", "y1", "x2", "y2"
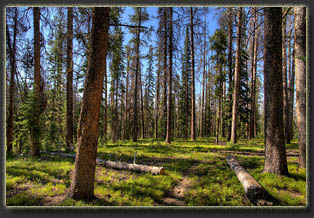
[
  {"x1": 263, "y1": 7, "x2": 289, "y2": 176},
  {"x1": 230, "y1": 7, "x2": 242, "y2": 144},
  {"x1": 31, "y1": 7, "x2": 41, "y2": 157},
  {"x1": 66, "y1": 7, "x2": 73, "y2": 151},
  {"x1": 67, "y1": 7, "x2": 110, "y2": 201},
  {"x1": 165, "y1": 8, "x2": 173, "y2": 144},
  {"x1": 294, "y1": 7, "x2": 306, "y2": 168}
]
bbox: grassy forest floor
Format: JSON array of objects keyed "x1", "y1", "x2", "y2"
[{"x1": 6, "y1": 137, "x2": 306, "y2": 207}]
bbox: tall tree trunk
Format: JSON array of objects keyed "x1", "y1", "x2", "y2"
[
  {"x1": 263, "y1": 7, "x2": 289, "y2": 176},
  {"x1": 132, "y1": 8, "x2": 142, "y2": 142},
  {"x1": 282, "y1": 11, "x2": 290, "y2": 144},
  {"x1": 104, "y1": 58, "x2": 108, "y2": 142},
  {"x1": 6, "y1": 8, "x2": 18, "y2": 155},
  {"x1": 289, "y1": 30, "x2": 295, "y2": 141},
  {"x1": 155, "y1": 58, "x2": 161, "y2": 139},
  {"x1": 68, "y1": 7, "x2": 110, "y2": 201},
  {"x1": 190, "y1": 7, "x2": 196, "y2": 141},
  {"x1": 221, "y1": 67, "x2": 226, "y2": 138},
  {"x1": 287, "y1": 15, "x2": 294, "y2": 142},
  {"x1": 200, "y1": 18, "x2": 206, "y2": 138},
  {"x1": 165, "y1": 8, "x2": 173, "y2": 143},
  {"x1": 31, "y1": 7, "x2": 41, "y2": 157},
  {"x1": 162, "y1": 8, "x2": 168, "y2": 139},
  {"x1": 230, "y1": 7, "x2": 242, "y2": 144},
  {"x1": 66, "y1": 7, "x2": 73, "y2": 151},
  {"x1": 216, "y1": 99, "x2": 221, "y2": 144},
  {"x1": 294, "y1": 7, "x2": 306, "y2": 168},
  {"x1": 124, "y1": 49, "x2": 130, "y2": 140},
  {"x1": 227, "y1": 8, "x2": 233, "y2": 141},
  {"x1": 140, "y1": 69, "x2": 145, "y2": 139},
  {"x1": 249, "y1": 8, "x2": 257, "y2": 140}
]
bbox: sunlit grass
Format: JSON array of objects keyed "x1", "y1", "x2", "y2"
[{"x1": 6, "y1": 137, "x2": 306, "y2": 206}]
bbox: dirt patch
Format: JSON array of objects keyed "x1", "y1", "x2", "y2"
[
  {"x1": 277, "y1": 188, "x2": 303, "y2": 198},
  {"x1": 159, "y1": 164, "x2": 198, "y2": 206}
]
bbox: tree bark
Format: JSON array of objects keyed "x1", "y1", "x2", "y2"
[
  {"x1": 165, "y1": 8, "x2": 173, "y2": 144},
  {"x1": 6, "y1": 8, "x2": 18, "y2": 155},
  {"x1": 263, "y1": 7, "x2": 289, "y2": 176},
  {"x1": 67, "y1": 7, "x2": 109, "y2": 201},
  {"x1": 230, "y1": 7, "x2": 242, "y2": 144},
  {"x1": 31, "y1": 7, "x2": 41, "y2": 157},
  {"x1": 294, "y1": 7, "x2": 306, "y2": 168},
  {"x1": 190, "y1": 7, "x2": 196, "y2": 141},
  {"x1": 66, "y1": 7, "x2": 74, "y2": 151}
]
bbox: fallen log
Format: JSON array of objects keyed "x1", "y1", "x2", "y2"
[
  {"x1": 226, "y1": 155, "x2": 267, "y2": 205},
  {"x1": 98, "y1": 159, "x2": 165, "y2": 175},
  {"x1": 43, "y1": 151, "x2": 165, "y2": 175}
]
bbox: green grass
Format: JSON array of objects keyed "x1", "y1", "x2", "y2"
[{"x1": 6, "y1": 137, "x2": 306, "y2": 207}]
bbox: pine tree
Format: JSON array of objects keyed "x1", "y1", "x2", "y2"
[
  {"x1": 177, "y1": 26, "x2": 192, "y2": 139},
  {"x1": 68, "y1": 7, "x2": 110, "y2": 201},
  {"x1": 263, "y1": 7, "x2": 289, "y2": 176}
]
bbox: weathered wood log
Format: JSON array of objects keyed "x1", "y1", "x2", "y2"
[
  {"x1": 226, "y1": 155, "x2": 267, "y2": 205},
  {"x1": 43, "y1": 151, "x2": 165, "y2": 175},
  {"x1": 97, "y1": 159, "x2": 165, "y2": 175}
]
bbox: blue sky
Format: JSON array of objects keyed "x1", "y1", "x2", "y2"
[{"x1": 120, "y1": 7, "x2": 219, "y2": 96}]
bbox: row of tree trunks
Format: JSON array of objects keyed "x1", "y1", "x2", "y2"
[{"x1": 43, "y1": 151, "x2": 165, "y2": 175}]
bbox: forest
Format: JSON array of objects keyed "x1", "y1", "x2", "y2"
[{"x1": 5, "y1": 6, "x2": 307, "y2": 207}]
